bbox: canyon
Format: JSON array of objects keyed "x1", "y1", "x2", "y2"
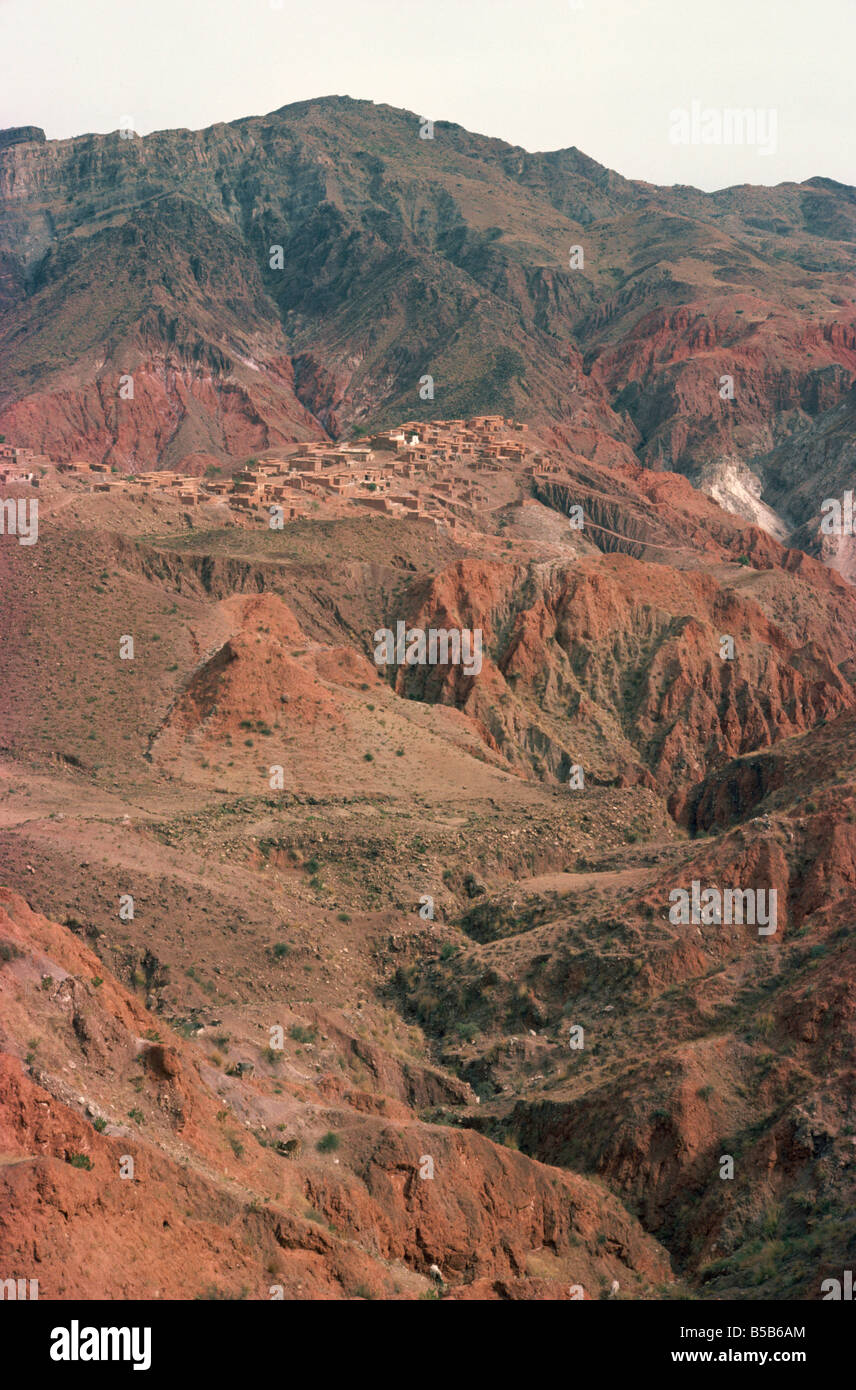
[{"x1": 0, "y1": 99, "x2": 855, "y2": 1302}]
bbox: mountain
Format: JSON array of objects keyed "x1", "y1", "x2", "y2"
[
  {"x1": 2, "y1": 97, "x2": 856, "y2": 1303},
  {"x1": 2, "y1": 96, "x2": 855, "y2": 548}
]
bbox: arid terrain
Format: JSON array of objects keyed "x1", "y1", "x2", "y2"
[{"x1": 1, "y1": 102, "x2": 854, "y2": 1302}]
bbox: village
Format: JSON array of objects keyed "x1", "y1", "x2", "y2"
[{"x1": 1, "y1": 417, "x2": 561, "y2": 535}]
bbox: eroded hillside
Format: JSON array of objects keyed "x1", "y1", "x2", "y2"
[{"x1": 1, "y1": 422, "x2": 854, "y2": 1298}]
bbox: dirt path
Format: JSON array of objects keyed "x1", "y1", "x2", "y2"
[{"x1": 506, "y1": 865, "x2": 649, "y2": 897}]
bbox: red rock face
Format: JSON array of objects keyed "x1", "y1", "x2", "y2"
[
  {"x1": 0, "y1": 356, "x2": 325, "y2": 471},
  {"x1": 390, "y1": 550, "x2": 856, "y2": 792},
  {"x1": 591, "y1": 300, "x2": 856, "y2": 468},
  {"x1": 0, "y1": 891, "x2": 670, "y2": 1299}
]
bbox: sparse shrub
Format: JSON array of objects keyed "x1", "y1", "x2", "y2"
[{"x1": 761, "y1": 1203, "x2": 781, "y2": 1238}]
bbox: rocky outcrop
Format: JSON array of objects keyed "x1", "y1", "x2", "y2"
[
  {"x1": 0, "y1": 889, "x2": 674, "y2": 1298},
  {"x1": 388, "y1": 551, "x2": 856, "y2": 791},
  {"x1": 0, "y1": 127, "x2": 45, "y2": 151}
]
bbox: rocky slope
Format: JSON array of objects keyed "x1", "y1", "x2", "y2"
[
  {"x1": 0, "y1": 887, "x2": 672, "y2": 1299},
  {"x1": 1, "y1": 427, "x2": 855, "y2": 1299}
]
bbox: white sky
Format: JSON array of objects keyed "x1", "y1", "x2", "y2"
[{"x1": 1, "y1": 0, "x2": 852, "y2": 191}]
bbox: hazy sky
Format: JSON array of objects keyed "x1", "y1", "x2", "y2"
[{"x1": 2, "y1": 0, "x2": 852, "y2": 191}]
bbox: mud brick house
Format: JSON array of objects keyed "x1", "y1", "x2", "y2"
[{"x1": 57, "y1": 460, "x2": 95, "y2": 476}]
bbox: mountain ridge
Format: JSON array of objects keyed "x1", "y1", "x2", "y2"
[{"x1": 2, "y1": 95, "x2": 856, "y2": 588}]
